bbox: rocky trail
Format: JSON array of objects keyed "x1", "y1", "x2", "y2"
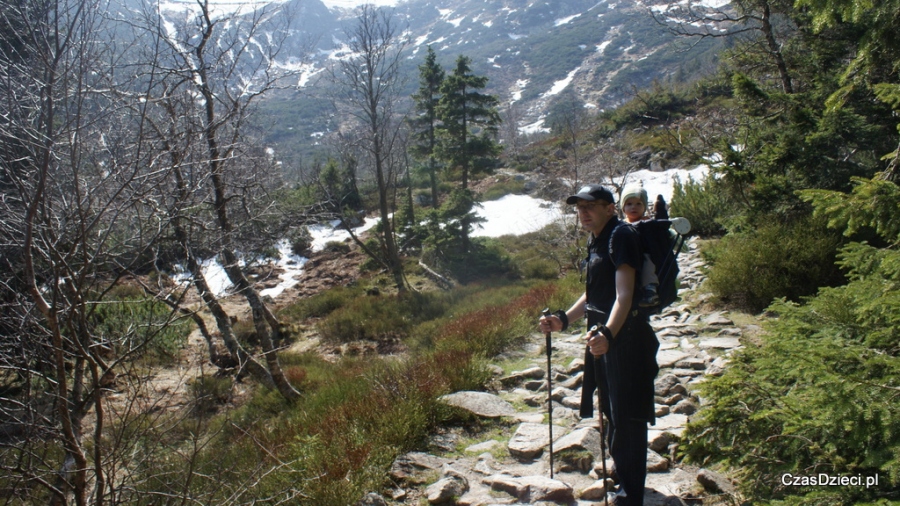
[{"x1": 372, "y1": 238, "x2": 748, "y2": 506}]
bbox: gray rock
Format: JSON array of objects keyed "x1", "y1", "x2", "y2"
[
  {"x1": 654, "y1": 374, "x2": 683, "y2": 396},
  {"x1": 647, "y1": 449, "x2": 669, "y2": 472},
  {"x1": 473, "y1": 453, "x2": 498, "y2": 475},
  {"x1": 706, "y1": 356, "x2": 730, "y2": 376},
  {"x1": 672, "y1": 399, "x2": 698, "y2": 415},
  {"x1": 465, "y1": 439, "x2": 500, "y2": 453},
  {"x1": 698, "y1": 337, "x2": 741, "y2": 350},
  {"x1": 426, "y1": 475, "x2": 468, "y2": 504},
  {"x1": 717, "y1": 327, "x2": 743, "y2": 337},
  {"x1": 457, "y1": 491, "x2": 516, "y2": 505},
  {"x1": 670, "y1": 368, "x2": 705, "y2": 378},
  {"x1": 566, "y1": 358, "x2": 584, "y2": 374},
  {"x1": 513, "y1": 412, "x2": 544, "y2": 424},
  {"x1": 654, "y1": 404, "x2": 670, "y2": 417},
  {"x1": 648, "y1": 431, "x2": 676, "y2": 453},
  {"x1": 486, "y1": 364, "x2": 504, "y2": 376},
  {"x1": 657, "y1": 349, "x2": 690, "y2": 368},
  {"x1": 439, "y1": 391, "x2": 517, "y2": 418},
  {"x1": 550, "y1": 387, "x2": 576, "y2": 402},
  {"x1": 663, "y1": 393, "x2": 685, "y2": 406},
  {"x1": 562, "y1": 395, "x2": 582, "y2": 410},
  {"x1": 390, "y1": 452, "x2": 448, "y2": 484},
  {"x1": 357, "y1": 492, "x2": 388, "y2": 506},
  {"x1": 656, "y1": 327, "x2": 686, "y2": 339},
  {"x1": 559, "y1": 372, "x2": 583, "y2": 389},
  {"x1": 508, "y1": 422, "x2": 557, "y2": 460},
  {"x1": 554, "y1": 426, "x2": 603, "y2": 459},
  {"x1": 674, "y1": 357, "x2": 708, "y2": 370},
  {"x1": 697, "y1": 468, "x2": 736, "y2": 494},
  {"x1": 704, "y1": 312, "x2": 734, "y2": 326},
  {"x1": 653, "y1": 413, "x2": 689, "y2": 433},
  {"x1": 516, "y1": 366, "x2": 546, "y2": 379},
  {"x1": 578, "y1": 479, "x2": 613, "y2": 500},
  {"x1": 488, "y1": 474, "x2": 575, "y2": 503},
  {"x1": 591, "y1": 457, "x2": 616, "y2": 480},
  {"x1": 523, "y1": 394, "x2": 545, "y2": 408},
  {"x1": 524, "y1": 379, "x2": 548, "y2": 391},
  {"x1": 499, "y1": 366, "x2": 544, "y2": 386}
]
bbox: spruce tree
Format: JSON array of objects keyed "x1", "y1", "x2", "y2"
[
  {"x1": 436, "y1": 55, "x2": 501, "y2": 253},
  {"x1": 409, "y1": 46, "x2": 444, "y2": 208}
]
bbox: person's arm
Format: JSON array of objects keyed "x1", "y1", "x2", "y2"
[
  {"x1": 586, "y1": 264, "x2": 636, "y2": 356},
  {"x1": 539, "y1": 293, "x2": 586, "y2": 333},
  {"x1": 605, "y1": 264, "x2": 636, "y2": 336}
]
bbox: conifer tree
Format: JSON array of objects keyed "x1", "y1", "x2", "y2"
[
  {"x1": 436, "y1": 55, "x2": 501, "y2": 253},
  {"x1": 410, "y1": 46, "x2": 444, "y2": 208}
]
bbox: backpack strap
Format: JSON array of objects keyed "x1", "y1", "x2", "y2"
[{"x1": 608, "y1": 221, "x2": 643, "y2": 299}]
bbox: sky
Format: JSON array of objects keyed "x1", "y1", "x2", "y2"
[{"x1": 184, "y1": 164, "x2": 710, "y2": 297}]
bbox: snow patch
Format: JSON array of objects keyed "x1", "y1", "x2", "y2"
[
  {"x1": 542, "y1": 67, "x2": 581, "y2": 98},
  {"x1": 510, "y1": 79, "x2": 529, "y2": 102},
  {"x1": 554, "y1": 13, "x2": 582, "y2": 26},
  {"x1": 472, "y1": 195, "x2": 563, "y2": 238},
  {"x1": 520, "y1": 118, "x2": 549, "y2": 135}
]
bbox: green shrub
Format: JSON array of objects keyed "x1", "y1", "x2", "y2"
[
  {"x1": 703, "y1": 215, "x2": 844, "y2": 312},
  {"x1": 188, "y1": 375, "x2": 233, "y2": 413},
  {"x1": 278, "y1": 285, "x2": 363, "y2": 321},
  {"x1": 685, "y1": 176, "x2": 900, "y2": 504},
  {"x1": 520, "y1": 258, "x2": 559, "y2": 280},
  {"x1": 288, "y1": 226, "x2": 313, "y2": 255},
  {"x1": 438, "y1": 237, "x2": 517, "y2": 284},
  {"x1": 232, "y1": 318, "x2": 258, "y2": 346},
  {"x1": 669, "y1": 174, "x2": 737, "y2": 237},
  {"x1": 322, "y1": 240, "x2": 351, "y2": 253},
  {"x1": 92, "y1": 286, "x2": 190, "y2": 365},
  {"x1": 683, "y1": 292, "x2": 900, "y2": 504},
  {"x1": 317, "y1": 291, "x2": 450, "y2": 344},
  {"x1": 481, "y1": 179, "x2": 526, "y2": 201}
]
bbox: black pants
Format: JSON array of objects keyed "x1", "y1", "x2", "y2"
[
  {"x1": 607, "y1": 416, "x2": 648, "y2": 505},
  {"x1": 592, "y1": 318, "x2": 658, "y2": 505}
]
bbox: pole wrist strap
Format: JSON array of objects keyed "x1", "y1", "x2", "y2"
[{"x1": 553, "y1": 310, "x2": 568, "y2": 332}]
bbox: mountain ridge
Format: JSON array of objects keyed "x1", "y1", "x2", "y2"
[{"x1": 155, "y1": 0, "x2": 726, "y2": 165}]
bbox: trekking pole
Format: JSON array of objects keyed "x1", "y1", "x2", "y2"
[
  {"x1": 541, "y1": 308, "x2": 554, "y2": 479},
  {"x1": 584, "y1": 305, "x2": 609, "y2": 506}
]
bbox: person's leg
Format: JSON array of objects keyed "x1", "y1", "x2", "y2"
[{"x1": 609, "y1": 418, "x2": 648, "y2": 505}]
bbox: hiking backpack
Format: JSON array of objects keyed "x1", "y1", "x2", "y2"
[{"x1": 611, "y1": 217, "x2": 690, "y2": 315}]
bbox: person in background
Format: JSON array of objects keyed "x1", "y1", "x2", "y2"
[{"x1": 540, "y1": 184, "x2": 660, "y2": 505}]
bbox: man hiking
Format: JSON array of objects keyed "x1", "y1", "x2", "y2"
[{"x1": 540, "y1": 184, "x2": 660, "y2": 505}]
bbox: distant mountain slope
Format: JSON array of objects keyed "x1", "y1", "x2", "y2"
[{"x1": 236, "y1": 0, "x2": 726, "y2": 166}]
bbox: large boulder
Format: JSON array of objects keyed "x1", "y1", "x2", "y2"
[{"x1": 439, "y1": 391, "x2": 516, "y2": 418}]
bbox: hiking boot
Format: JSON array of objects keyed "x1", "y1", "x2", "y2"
[
  {"x1": 606, "y1": 489, "x2": 628, "y2": 506},
  {"x1": 639, "y1": 284, "x2": 659, "y2": 307}
]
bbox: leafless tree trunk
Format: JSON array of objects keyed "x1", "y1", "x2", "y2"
[
  {"x1": 329, "y1": 5, "x2": 409, "y2": 293},
  {"x1": 132, "y1": 0, "x2": 303, "y2": 400},
  {"x1": 651, "y1": 0, "x2": 796, "y2": 94},
  {"x1": 0, "y1": 0, "x2": 199, "y2": 502},
  {"x1": 501, "y1": 101, "x2": 525, "y2": 162}
]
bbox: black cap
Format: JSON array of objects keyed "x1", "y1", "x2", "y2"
[{"x1": 566, "y1": 184, "x2": 615, "y2": 205}]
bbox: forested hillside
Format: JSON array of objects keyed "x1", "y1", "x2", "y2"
[{"x1": 1, "y1": 0, "x2": 899, "y2": 504}]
